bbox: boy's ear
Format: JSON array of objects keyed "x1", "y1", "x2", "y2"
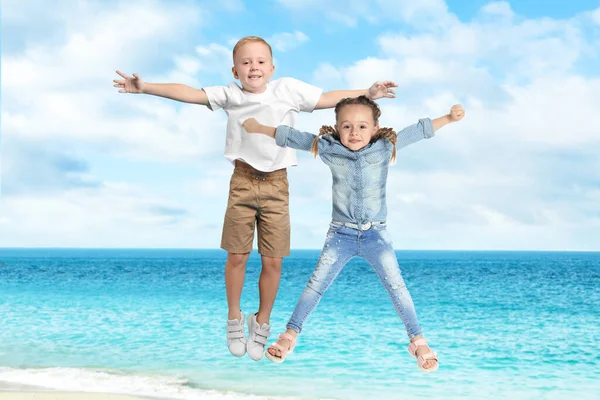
[{"x1": 231, "y1": 66, "x2": 238, "y2": 79}]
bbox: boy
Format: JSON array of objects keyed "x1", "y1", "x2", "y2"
[{"x1": 113, "y1": 36, "x2": 397, "y2": 361}]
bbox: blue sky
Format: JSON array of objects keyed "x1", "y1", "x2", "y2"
[{"x1": 1, "y1": 0, "x2": 599, "y2": 250}]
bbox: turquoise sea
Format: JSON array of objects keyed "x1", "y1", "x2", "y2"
[{"x1": 0, "y1": 249, "x2": 598, "y2": 399}]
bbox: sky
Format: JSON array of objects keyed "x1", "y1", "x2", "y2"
[{"x1": 1, "y1": 0, "x2": 599, "y2": 250}]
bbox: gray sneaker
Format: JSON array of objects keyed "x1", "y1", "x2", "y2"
[
  {"x1": 246, "y1": 313, "x2": 271, "y2": 361},
  {"x1": 226, "y1": 311, "x2": 246, "y2": 357}
]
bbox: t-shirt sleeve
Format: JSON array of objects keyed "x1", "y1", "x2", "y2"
[
  {"x1": 283, "y1": 78, "x2": 323, "y2": 113},
  {"x1": 202, "y1": 85, "x2": 231, "y2": 111}
]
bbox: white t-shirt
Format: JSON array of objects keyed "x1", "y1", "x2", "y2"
[{"x1": 203, "y1": 77, "x2": 323, "y2": 172}]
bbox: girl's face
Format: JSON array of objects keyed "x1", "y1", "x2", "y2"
[{"x1": 335, "y1": 104, "x2": 379, "y2": 151}]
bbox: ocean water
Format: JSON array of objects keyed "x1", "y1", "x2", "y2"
[{"x1": 0, "y1": 248, "x2": 598, "y2": 400}]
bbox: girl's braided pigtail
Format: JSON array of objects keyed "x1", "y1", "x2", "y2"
[
  {"x1": 311, "y1": 125, "x2": 337, "y2": 158},
  {"x1": 375, "y1": 127, "x2": 398, "y2": 163}
]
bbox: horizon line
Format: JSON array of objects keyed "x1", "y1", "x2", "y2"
[{"x1": 0, "y1": 247, "x2": 599, "y2": 253}]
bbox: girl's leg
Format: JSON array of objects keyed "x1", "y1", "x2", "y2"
[
  {"x1": 286, "y1": 228, "x2": 355, "y2": 332},
  {"x1": 362, "y1": 227, "x2": 438, "y2": 370},
  {"x1": 268, "y1": 225, "x2": 355, "y2": 358},
  {"x1": 361, "y1": 226, "x2": 422, "y2": 339}
]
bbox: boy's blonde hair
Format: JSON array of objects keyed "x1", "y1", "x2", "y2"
[
  {"x1": 232, "y1": 36, "x2": 273, "y2": 60},
  {"x1": 310, "y1": 95, "x2": 398, "y2": 163}
]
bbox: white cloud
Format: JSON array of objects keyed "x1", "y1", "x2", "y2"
[
  {"x1": 276, "y1": 2, "x2": 600, "y2": 251},
  {"x1": 0, "y1": 185, "x2": 222, "y2": 248},
  {"x1": 312, "y1": 63, "x2": 343, "y2": 85},
  {"x1": 481, "y1": 1, "x2": 515, "y2": 19},
  {"x1": 1, "y1": 0, "x2": 226, "y2": 164},
  {"x1": 2, "y1": 0, "x2": 599, "y2": 251},
  {"x1": 276, "y1": 0, "x2": 453, "y2": 28},
  {"x1": 194, "y1": 43, "x2": 234, "y2": 81},
  {"x1": 268, "y1": 31, "x2": 309, "y2": 52},
  {"x1": 591, "y1": 8, "x2": 600, "y2": 24},
  {"x1": 218, "y1": 0, "x2": 246, "y2": 12},
  {"x1": 1, "y1": 93, "x2": 225, "y2": 162}
]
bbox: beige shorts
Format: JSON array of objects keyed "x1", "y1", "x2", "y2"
[{"x1": 221, "y1": 160, "x2": 290, "y2": 258}]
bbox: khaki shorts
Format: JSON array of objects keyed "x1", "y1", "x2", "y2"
[{"x1": 221, "y1": 160, "x2": 290, "y2": 258}]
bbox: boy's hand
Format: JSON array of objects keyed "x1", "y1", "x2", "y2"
[
  {"x1": 367, "y1": 81, "x2": 398, "y2": 99},
  {"x1": 114, "y1": 70, "x2": 145, "y2": 93},
  {"x1": 242, "y1": 118, "x2": 262, "y2": 133},
  {"x1": 449, "y1": 104, "x2": 465, "y2": 122}
]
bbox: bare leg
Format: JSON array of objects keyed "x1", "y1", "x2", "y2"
[
  {"x1": 256, "y1": 255, "x2": 282, "y2": 325},
  {"x1": 225, "y1": 252, "x2": 250, "y2": 320}
]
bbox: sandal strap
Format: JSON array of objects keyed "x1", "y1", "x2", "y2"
[
  {"x1": 277, "y1": 333, "x2": 297, "y2": 351},
  {"x1": 269, "y1": 342, "x2": 287, "y2": 352},
  {"x1": 417, "y1": 351, "x2": 438, "y2": 363},
  {"x1": 410, "y1": 338, "x2": 428, "y2": 347},
  {"x1": 408, "y1": 338, "x2": 432, "y2": 358},
  {"x1": 268, "y1": 334, "x2": 295, "y2": 356}
]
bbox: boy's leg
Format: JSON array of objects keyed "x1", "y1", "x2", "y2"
[
  {"x1": 254, "y1": 169, "x2": 290, "y2": 325},
  {"x1": 225, "y1": 252, "x2": 250, "y2": 320},
  {"x1": 247, "y1": 170, "x2": 289, "y2": 360},
  {"x1": 221, "y1": 167, "x2": 258, "y2": 315},
  {"x1": 221, "y1": 165, "x2": 259, "y2": 357},
  {"x1": 256, "y1": 255, "x2": 282, "y2": 325}
]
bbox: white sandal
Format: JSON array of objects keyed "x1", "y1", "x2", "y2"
[
  {"x1": 408, "y1": 338, "x2": 439, "y2": 373},
  {"x1": 265, "y1": 332, "x2": 296, "y2": 363}
]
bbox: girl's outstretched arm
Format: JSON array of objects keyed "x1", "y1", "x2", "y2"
[
  {"x1": 242, "y1": 118, "x2": 277, "y2": 138},
  {"x1": 242, "y1": 118, "x2": 317, "y2": 152},
  {"x1": 396, "y1": 104, "x2": 465, "y2": 151},
  {"x1": 432, "y1": 104, "x2": 465, "y2": 131}
]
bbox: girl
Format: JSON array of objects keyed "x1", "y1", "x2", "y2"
[{"x1": 242, "y1": 96, "x2": 464, "y2": 372}]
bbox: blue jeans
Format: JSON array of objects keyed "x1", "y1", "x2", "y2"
[{"x1": 286, "y1": 222, "x2": 423, "y2": 339}]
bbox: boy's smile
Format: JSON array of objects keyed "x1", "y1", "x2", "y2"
[
  {"x1": 232, "y1": 41, "x2": 275, "y2": 94},
  {"x1": 335, "y1": 104, "x2": 379, "y2": 151}
]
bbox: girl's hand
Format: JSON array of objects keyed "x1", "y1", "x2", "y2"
[
  {"x1": 449, "y1": 104, "x2": 465, "y2": 122},
  {"x1": 367, "y1": 81, "x2": 397, "y2": 99},
  {"x1": 113, "y1": 70, "x2": 145, "y2": 93},
  {"x1": 242, "y1": 118, "x2": 262, "y2": 133}
]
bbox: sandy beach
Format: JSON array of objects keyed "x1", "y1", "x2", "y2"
[{"x1": 0, "y1": 393, "x2": 151, "y2": 400}]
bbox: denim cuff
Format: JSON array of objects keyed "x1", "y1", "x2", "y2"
[
  {"x1": 275, "y1": 125, "x2": 292, "y2": 147},
  {"x1": 421, "y1": 118, "x2": 435, "y2": 139}
]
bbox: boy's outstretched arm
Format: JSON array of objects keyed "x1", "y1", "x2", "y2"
[
  {"x1": 314, "y1": 81, "x2": 397, "y2": 109},
  {"x1": 113, "y1": 70, "x2": 210, "y2": 106},
  {"x1": 432, "y1": 104, "x2": 465, "y2": 131}
]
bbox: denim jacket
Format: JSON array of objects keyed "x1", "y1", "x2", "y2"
[{"x1": 275, "y1": 118, "x2": 435, "y2": 227}]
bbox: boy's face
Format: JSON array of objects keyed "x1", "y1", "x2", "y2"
[
  {"x1": 232, "y1": 41, "x2": 275, "y2": 94},
  {"x1": 335, "y1": 104, "x2": 379, "y2": 151}
]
